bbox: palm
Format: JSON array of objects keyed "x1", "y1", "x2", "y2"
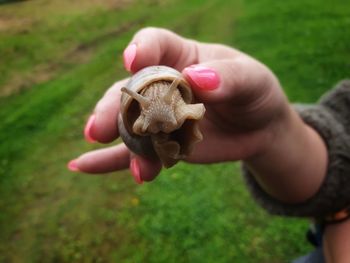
[{"x1": 190, "y1": 91, "x2": 285, "y2": 163}]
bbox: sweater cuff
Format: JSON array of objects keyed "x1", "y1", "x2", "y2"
[{"x1": 243, "y1": 105, "x2": 350, "y2": 219}]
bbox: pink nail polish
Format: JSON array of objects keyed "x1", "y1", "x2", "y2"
[
  {"x1": 84, "y1": 114, "x2": 96, "y2": 143},
  {"x1": 123, "y1": 44, "x2": 137, "y2": 72},
  {"x1": 67, "y1": 159, "x2": 80, "y2": 172},
  {"x1": 183, "y1": 65, "x2": 220, "y2": 90},
  {"x1": 130, "y1": 159, "x2": 143, "y2": 184}
]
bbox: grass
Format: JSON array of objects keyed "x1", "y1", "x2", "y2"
[{"x1": 0, "y1": 0, "x2": 349, "y2": 262}]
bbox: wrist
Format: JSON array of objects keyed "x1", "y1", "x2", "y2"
[
  {"x1": 245, "y1": 102, "x2": 297, "y2": 161},
  {"x1": 244, "y1": 105, "x2": 328, "y2": 203}
]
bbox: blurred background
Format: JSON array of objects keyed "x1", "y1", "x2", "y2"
[{"x1": 0, "y1": 0, "x2": 349, "y2": 262}]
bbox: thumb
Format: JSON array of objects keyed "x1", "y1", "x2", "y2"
[{"x1": 182, "y1": 56, "x2": 277, "y2": 104}]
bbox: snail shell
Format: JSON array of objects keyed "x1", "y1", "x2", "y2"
[{"x1": 118, "y1": 65, "x2": 206, "y2": 168}]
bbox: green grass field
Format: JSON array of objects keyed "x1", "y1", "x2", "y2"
[{"x1": 1, "y1": 0, "x2": 349, "y2": 262}]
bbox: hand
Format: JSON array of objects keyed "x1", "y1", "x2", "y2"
[
  {"x1": 68, "y1": 27, "x2": 294, "y2": 184},
  {"x1": 324, "y1": 219, "x2": 350, "y2": 263}
]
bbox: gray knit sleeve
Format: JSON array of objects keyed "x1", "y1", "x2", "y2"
[{"x1": 243, "y1": 80, "x2": 350, "y2": 219}]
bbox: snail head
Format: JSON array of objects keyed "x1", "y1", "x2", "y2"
[{"x1": 121, "y1": 78, "x2": 182, "y2": 135}]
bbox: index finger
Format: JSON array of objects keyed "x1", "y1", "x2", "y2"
[
  {"x1": 123, "y1": 27, "x2": 199, "y2": 73},
  {"x1": 124, "y1": 27, "x2": 243, "y2": 74}
]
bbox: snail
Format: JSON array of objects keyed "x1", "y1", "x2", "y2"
[{"x1": 118, "y1": 65, "x2": 206, "y2": 168}]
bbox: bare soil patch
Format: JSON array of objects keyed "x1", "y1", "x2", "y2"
[{"x1": 0, "y1": 17, "x2": 147, "y2": 98}]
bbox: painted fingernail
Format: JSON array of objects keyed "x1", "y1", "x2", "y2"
[
  {"x1": 123, "y1": 44, "x2": 137, "y2": 72},
  {"x1": 84, "y1": 114, "x2": 96, "y2": 143},
  {"x1": 183, "y1": 65, "x2": 220, "y2": 90},
  {"x1": 130, "y1": 158, "x2": 143, "y2": 184},
  {"x1": 67, "y1": 159, "x2": 80, "y2": 172}
]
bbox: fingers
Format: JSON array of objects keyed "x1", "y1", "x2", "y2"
[
  {"x1": 182, "y1": 55, "x2": 278, "y2": 104},
  {"x1": 123, "y1": 27, "x2": 244, "y2": 74},
  {"x1": 85, "y1": 79, "x2": 128, "y2": 143},
  {"x1": 68, "y1": 143, "x2": 162, "y2": 183},
  {"x1": 72, "y1": 144, "x2": 130, "y2": 174},
  {"x1": 123, "y1": 27, "x2": 199, "y2": 73},
  {"x1": 129, "y1": 155, "x2": 162, "y2": 183}
]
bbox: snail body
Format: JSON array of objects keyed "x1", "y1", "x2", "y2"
[{"x1": 118, "y1": 66, "x2": 205, "y2": 168}]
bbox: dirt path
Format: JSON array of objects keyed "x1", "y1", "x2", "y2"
[{"x1": 0, "y1": 0, "x2": 142, "y2": 98}]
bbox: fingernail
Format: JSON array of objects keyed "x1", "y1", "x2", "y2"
[
  {"x1": 84, "y1": 114, "x2": 96, "y2": 143},
  {"x1": 183, "y1": 65, "x2": 220, "y2": 90},
  {"x1": 130, "y1": 158, "x2": 143, "y2": 184},
  {"x1": 123, "y1": 44, "x2": 137, "y2": 72},
  {"x1": 67, "y1": 159, "x2": 80, "y2": 172}
]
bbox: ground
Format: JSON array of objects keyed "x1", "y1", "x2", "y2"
[{"x1": 0, "y1": 0, "x2": 350, "y2": 262}]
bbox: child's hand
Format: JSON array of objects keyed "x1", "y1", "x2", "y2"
[{"x1": 69, "y1": 28, "x2": 326, "y2": 197}]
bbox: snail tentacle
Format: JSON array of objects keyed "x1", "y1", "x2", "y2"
[
  {"x1": 121, "y1": 87, "x2": 151, "y2": 108},
  {"x1": 162, "y1": 78, "x2": 181, "y2": 104},
  {"x1": 175, "y1": 103, "x2": 206, "y2": 125}
]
